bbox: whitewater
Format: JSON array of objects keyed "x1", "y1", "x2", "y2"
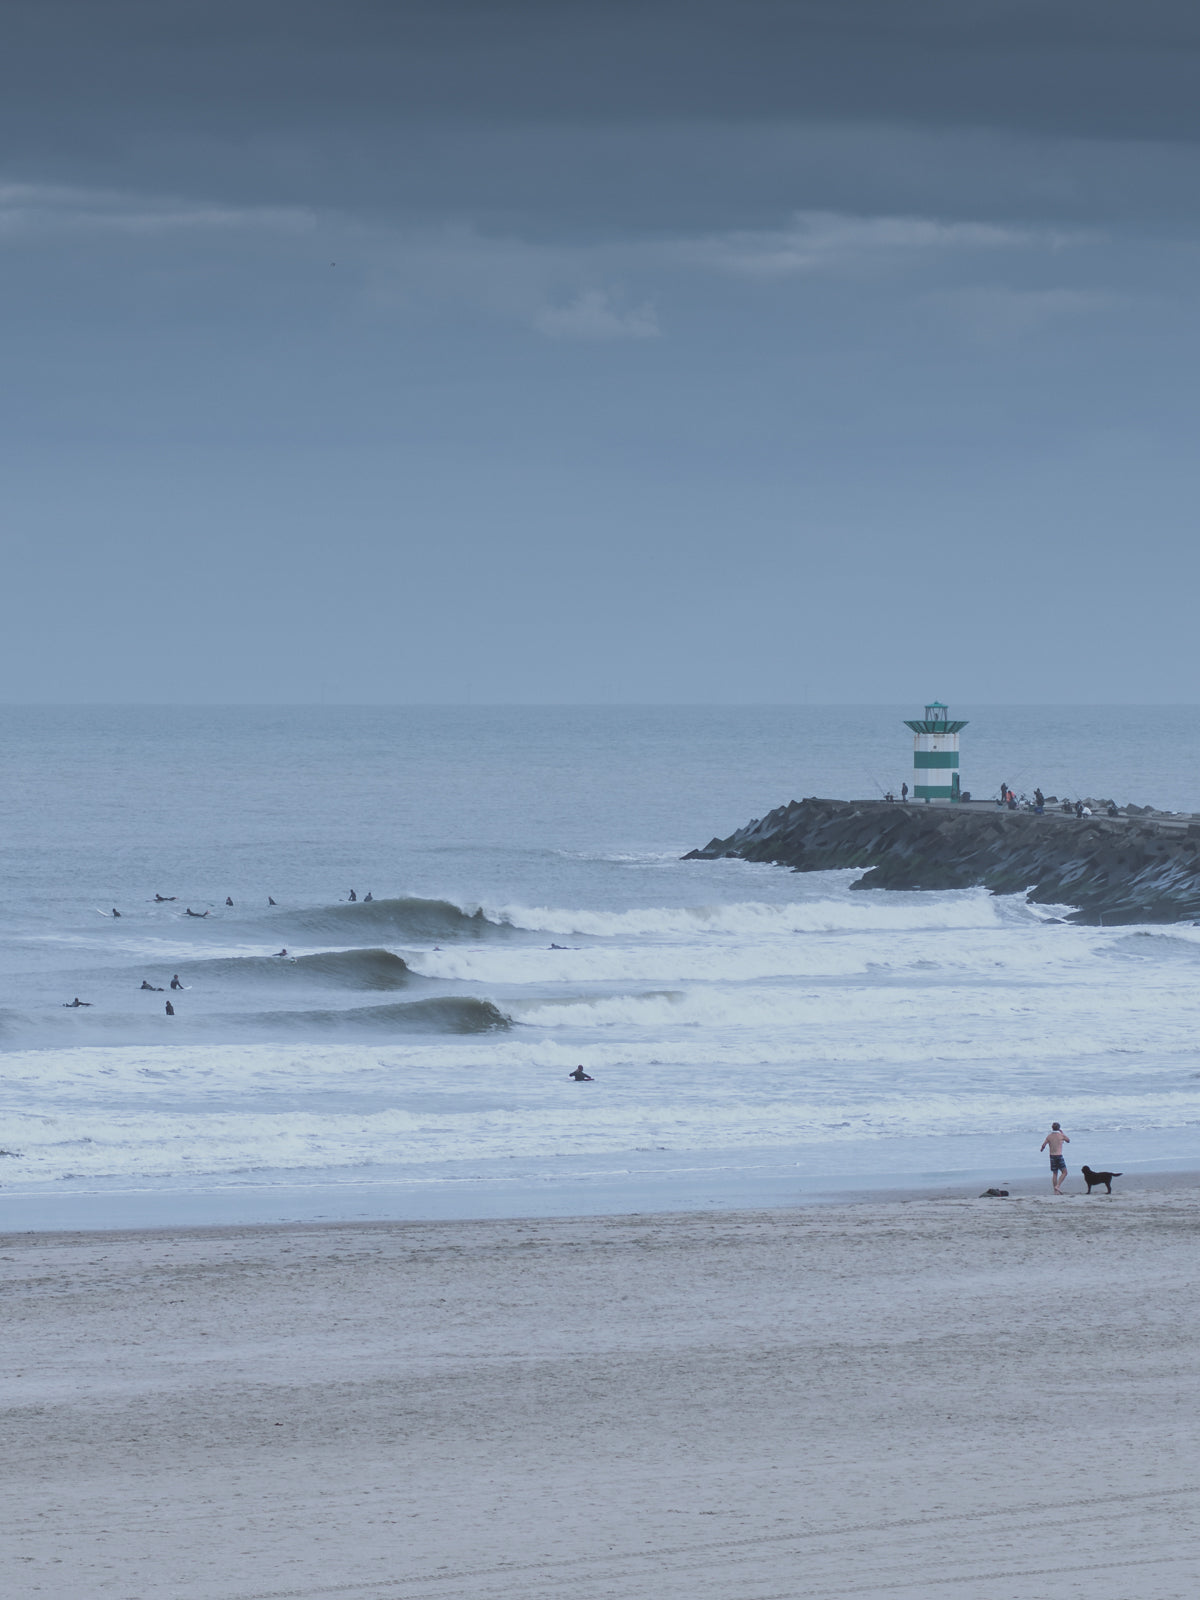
[{"x1": 3, "y1": 704, "x2": 1200, "y2": 1226}]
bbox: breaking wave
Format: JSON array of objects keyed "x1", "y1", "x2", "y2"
[
  {"x1": 179, "y1": 948, "x2": 413, "y2": 989},
  {"x1": 274, "y1": 897, "x2": 511, "y2": 942},
  {"x1": 492, "y1": 892, "x2": 1000, "y2": 940},
  {"x1": 241, "y1": 997, "x2": 511, "y2": 1034}
]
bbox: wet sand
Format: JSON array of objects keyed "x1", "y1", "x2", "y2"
[{"x1": 4, "y1": 1184, "x2": 1200, "y2": 1599}]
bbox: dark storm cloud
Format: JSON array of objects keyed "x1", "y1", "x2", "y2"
[{"x1": 6, "y1": 1, "x2": 1200, "y2": 234}]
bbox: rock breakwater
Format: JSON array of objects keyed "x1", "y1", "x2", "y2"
[{"x1": 685, "y1": 798, "x2": 1200, "y2": 924}]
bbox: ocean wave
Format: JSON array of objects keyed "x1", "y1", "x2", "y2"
[
  {"x1": 412, "y1": 920, "x2": 1090, "y2": 985},
  {"x1": 178, "y1": 947, "x2": 413, "y2": 989},
  {"x1": 489, "y1": 892, "x2": 1001, "y2": 940},
  {"x1": 275, "y1": 897, "x2": 511, "y2": 942},
  {"x1": 3, "y1": 1077, "x2": 1198, "y2": 1187},
  {"x1": 241, "y1": 996, "x2": 511, "y2": 1034},
  {"x1": 1104, "y1": 929, "x2": 1200, "y2": 962}
]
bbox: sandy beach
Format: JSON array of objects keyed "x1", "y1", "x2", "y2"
[{"x1": 5, "y1": 1186, "x2": 1199, "y2": 1600}]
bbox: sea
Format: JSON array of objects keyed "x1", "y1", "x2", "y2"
[{"x1": 3, "y1": 704, "x2": 1200, "y2": 1229}]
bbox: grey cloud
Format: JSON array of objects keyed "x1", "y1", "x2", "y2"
[
  {"x1": 686, "y1": 211, "x2": 1042, "y2": 280},
  {"x1": 0, "y1": 182, "x2": 314, "y2": 238},
  {"x1": 533, "y1": 289, "x2": 660, "y2": 339},
  {"x1": 6, "y1": 1, "x2": 1200, "y2": 242}
]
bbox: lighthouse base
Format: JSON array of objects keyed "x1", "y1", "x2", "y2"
[{"x1": 914, "y1": 784, "x2": 958, "y2": 801}]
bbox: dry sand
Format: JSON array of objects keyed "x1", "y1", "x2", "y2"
[{"x1": 4, "y1": 1186, "x2": 1199, "y2": 1599}]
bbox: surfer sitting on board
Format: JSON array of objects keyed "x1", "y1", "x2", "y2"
[
  {"x1": 170, "y1": 975, "x2": 184, "y2": 990},
  {"x1": 569, "y1": 1065, "x2": 594, "y2": 1081}
]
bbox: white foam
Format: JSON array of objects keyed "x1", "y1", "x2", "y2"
[
  {"x1": 489, "y1": 891, "x2": 1003, "y2": 939},
  {"x1": 4, "y1": 1043, "x2": 1198, "y2": 1188}
]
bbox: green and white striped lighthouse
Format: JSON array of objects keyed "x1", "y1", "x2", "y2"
[{"x1": 904, "y1": 701, "x2": 968, "y2": 801}]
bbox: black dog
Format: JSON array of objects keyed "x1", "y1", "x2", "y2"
[{"x1": 1081, "y1": 1164, "x2": 1122, "y2": 1195}]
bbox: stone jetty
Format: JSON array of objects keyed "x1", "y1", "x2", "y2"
[{"x1": 684, "y1": 797, "x2": 1200, "y2": 924}]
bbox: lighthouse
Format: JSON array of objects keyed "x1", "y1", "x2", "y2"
[{"x1": 904, "y1": 701, "x2": 968, "y2": 801}]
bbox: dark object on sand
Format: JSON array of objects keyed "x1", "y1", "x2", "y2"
[
  {"x1": 979, "y1": 1188, "x2": 1010, "y2": 1198},
  {"x1": 1081, "y1": 1165, "x2": 1122, "y2": 1194}
]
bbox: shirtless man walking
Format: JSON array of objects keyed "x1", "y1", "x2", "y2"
[{"x1": 1040, "y1": 1122, "x2": 1070, "y2": 1194}]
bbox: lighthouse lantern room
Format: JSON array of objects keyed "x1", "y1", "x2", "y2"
[{"x1": 904, "y1": 701, "x2": 968, "y2": 801}]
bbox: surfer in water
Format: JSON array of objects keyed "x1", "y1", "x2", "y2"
[
  {"x1": 275, "y1": 948, "x2": 289, "y2": 958},
  {"x1": 569, "y1": 1065, "x2": 594, "y2": 1081},
  {"x1": 140, "y1": 980, "x2": 164, "y2": 991},
  {"x1": 225, "y1": 897, "x2": 234, "y2": 907},
  {"x1": 112, "y1": 908, "x2": 121, "y2": 918},
  {"x1": 170, "y1": 975, "x2": 184, "y2": 990},
  {"x1": 363, "y1": 892, "x2": 373, "y2": 902},
  {"x1": 154, "y1": 895, "x2": 176, "y2": 903},
  {"x1": 185, "y1": 908, "x2": 209, "y2": 917},
  {"x1": 268, "y1": 896, "x2": 276, "y2": 906},
  {"x1": 63, "y1": 997, "x2": 92, "y2": 1007},
  {"x1": 165, "y1": 1000, "x2": 175, "y2": 1016},
  {"x1": 348, "y1": 889, "x2": 357, "y2": 902}
]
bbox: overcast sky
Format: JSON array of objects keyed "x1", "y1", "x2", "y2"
[{"x1": 5, "y1": 1, "x2": 1200, "y2": 703}]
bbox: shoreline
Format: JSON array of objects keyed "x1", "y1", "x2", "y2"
[{"x1": 5, "y1": 1155, "x2": 1199, "y2": 1235}]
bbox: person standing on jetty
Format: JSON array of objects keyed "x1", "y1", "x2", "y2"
[{"x1": 1041, "y1": 1122, "x2": 1070, "y2": 1193}]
